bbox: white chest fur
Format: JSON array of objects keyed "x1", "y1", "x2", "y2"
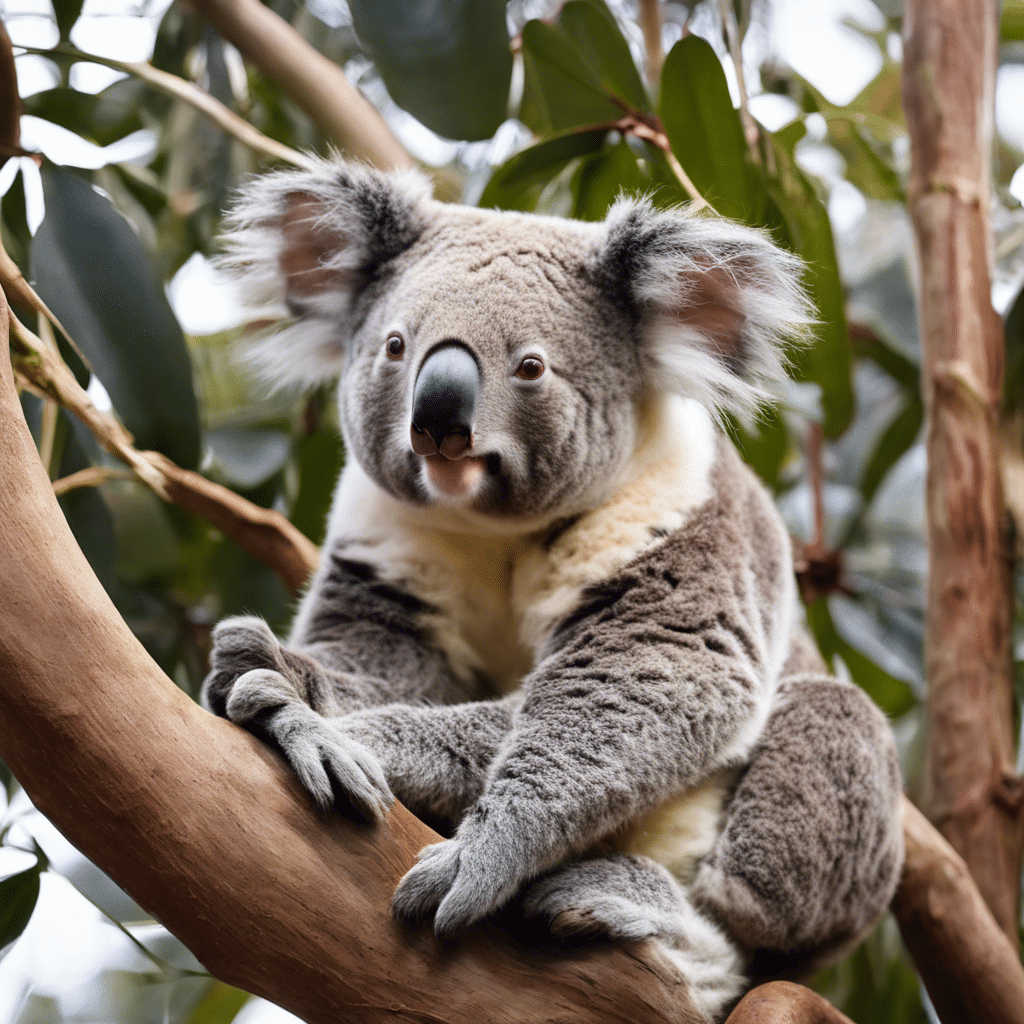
[{"x1": 309, "y1": 396, "x2": 719, "y2": 694}]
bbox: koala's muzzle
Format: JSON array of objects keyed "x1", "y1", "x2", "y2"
[{"x1": 410, "y1": 343, "x2": 480, "y2": 459}]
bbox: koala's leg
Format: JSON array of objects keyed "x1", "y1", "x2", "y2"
[
  {"x1": 691, "y1": 675, "x2": 904, "y2": 975},
  {"x1": 337, "y1": 695, "x2": 521, "y2": 830},
  {"x1": 522, "y1": 854, "x2": 744, "y2": 1022}
]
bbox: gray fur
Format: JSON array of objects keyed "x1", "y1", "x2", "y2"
[{"x1": 204, "y1": 157, "x2": 902, "y2": 1021}]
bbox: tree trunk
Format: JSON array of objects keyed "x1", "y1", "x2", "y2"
[{"x1": 902, "y1": 0, "x2": 1022, "y2": 944}]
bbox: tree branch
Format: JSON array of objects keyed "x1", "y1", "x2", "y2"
[
  {"x1": 725, "y1": 982, "x2": 854, "y2": 1023},
  {"x1": 902, "y1": 0, "x2": 1022, "y2": 944},
  {"x1": 8, "y1": 307, "x2": 317, "y2": 594},
  {"x1": 637, "y1": 0, "x2": 664, "y2": 84},
  {"x1": 184, "y1": 0, "x2": 413, "y2": 171}
]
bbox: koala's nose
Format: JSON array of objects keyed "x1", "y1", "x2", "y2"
[{"x1": 410, "y1": 343, "x2": 480, "y2": 459}]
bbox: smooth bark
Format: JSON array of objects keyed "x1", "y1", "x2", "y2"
[{"x1": 902, "y1": 0, "x2": 1022, "y2": 942}]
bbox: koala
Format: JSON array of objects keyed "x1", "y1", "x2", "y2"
[{"x1": 203, "y1": 157, "x2": 904, "y2": 1021}]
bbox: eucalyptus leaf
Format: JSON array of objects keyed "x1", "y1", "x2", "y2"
[
  {"x1": 858, "y1": 397, "x2": 924, "y2": 508},
  {"x1": 659, "y1": 36, "x2": 752, "y2": 221},
  {"x1": 519, "y1": 16, "x2": 624, "y2": 135},
  {"x1": 806, "y1": 598, "x2": 916, "y2": 717},
  {"x1": 31, "y1": 167, "x2": 201, "y2": 469},
  {"x1": 761, "y1": 133, "x2": 854, "y2": 438},
  {"x1": 52, "y1": 0, "x2": 84, "y2": 42},
  {"x1": 0, "y1": 861, "x2": 43, "y2": 958},
  {"x1": 570, "y1": 138, "x2": 648, "y2": 221},
  {"x1": 348, "y1": 0, "x2": 511, "y2": 141},
  {"x1": 479, "y1": 127, "x2": 610, "y2": 211},
  {"x1": 290, "y1": 429, "x2": 344, "y2": 546},
  {"x1": 206, "y1": 426, "x2": 292, "y2": 490}
]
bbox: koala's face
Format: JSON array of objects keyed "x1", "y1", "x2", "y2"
[
  {"x1": 222, "y1": 159, "x2": 811, "y2": 525},
  {"x1": 340, "y1": 208, "x2": 644, "y2": 519}
]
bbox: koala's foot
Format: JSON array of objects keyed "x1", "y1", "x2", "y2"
[
  {"x1": 203, "y1": 615, "x2": 290, "y2": 717},
  {"x1": 522, "y1": 854, "x2": 745, "y2": 1022}
]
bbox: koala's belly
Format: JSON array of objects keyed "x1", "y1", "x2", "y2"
[{"x1": 611, "y1": 768, "x2": 737, "y2": 884}]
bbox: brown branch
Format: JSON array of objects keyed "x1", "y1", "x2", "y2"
[
  {"x1": 637, "y1": 0, "x2": 664, "y2": 84},
  {"x1": 892, "y1": 796, "x2": 1024, "y2": 1024},
  {"x1": 0, "y1": 288, "x2": 704, "y2": 1024},
  {"x1": 8, "y1": 309, "x2": 317, "y2": 594},
  {"x1": 902, "y1": 0, "x2": 1022, "y2": 944},
  {"x1": 725, "y1": 982, "x2": 854, "y2": 1023},
  {"x1": 183, "y1": 0, "x2": 413, "y2": 171},
  {"x1": 15, "y1": 44, "x2": 314, "y2": 170},
  {"x1": 51, "y1": 466, "x2": 134, "y2": 495}
]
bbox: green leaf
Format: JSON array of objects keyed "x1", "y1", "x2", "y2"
[
  {"x1": 760, "y1": 135, "x2": 854, "y2": 438},
  {"x1": 822, "y1": 115, "x2": 904, "y2": 202},
  {"x1": 858, "y1": 396, "x2": 924, "y2": 508},
  {"x1": 520, "y1": 20, "x2": 623, "y2": 135},
  {"x1": 659, "y1": 36, "x2": 752, "y2": 221},
  {"x1": 31, "y1": 167, "x2": 202, "y2": 469},
  {"x1": 186, "y1": 982, "x2": 251, "y2": 1024},
  {"x1": 570, "y1": 138, "x2": 649, "y2": 221},
  {"x1": 290, "y1": 429, "x2": 344, "y2": 546},
  {"x1": 347, "y1": 0, "x2": 511, "y2": 141},
  {"x1": 0, "y1": 861, "x2": 43, "y2": 957},
  {"x1": 556, "y1": 0, "x2": 649, "y2": 115},
  {"x1": 806, "y1": 598, "x2": 916, "y2": 717},
  {"x1": 726, "y1": 405, "x2": 791, "y2": 490},
  {"x1": 52, "y1": 0, "x2": 84, "y2": 42},
  {"x1": 479, "y1": 127, "x2": 611, "y2": 211},
  {"x1": 24, "y1": 81, "x2": 146, "y2": 148}
]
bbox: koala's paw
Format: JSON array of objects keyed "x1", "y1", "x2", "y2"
[
  {"x1": 391, "y1": 832, "x2": 522, "y2": 937},
  {"x1": 210, "y1": 615, "x2": 281, "y2": 678},
  {"x1": 521, "y1": 856, "x2": 687, "y2": 943},
  {"x1": 256, "y1": 693, "x2": 393, "y2": 820}
]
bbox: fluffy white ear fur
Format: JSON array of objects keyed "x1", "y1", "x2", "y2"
[
  {"x1": 217, "y1": 155, "x2": 432, "y2": 388},
  {"x1": 603, "y1": 198, "x2": 815, "y2": 423}
]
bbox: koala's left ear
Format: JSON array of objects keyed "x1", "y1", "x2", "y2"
[
  {"x1": 219, "y1": 157, "x2": 432, "y2": 387},
  {"x1": 599, "y1": 198, "x2": 814, "y2": 421}
]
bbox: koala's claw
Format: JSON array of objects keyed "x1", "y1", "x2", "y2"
[
  {"x1": 235, "y1": 689, "x2": 393, "y2": 821},
  {"x1": 391, "y1": 836, "x2": 518, "y2": 937}
]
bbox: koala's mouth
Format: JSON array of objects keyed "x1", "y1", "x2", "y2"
[{"x1": 422, "y1": 453, "x2": 490, "y2": 498}]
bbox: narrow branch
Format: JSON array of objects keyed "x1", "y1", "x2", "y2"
[
  {"x1": 8, "y1": 310, "x2": 317, "y2": 594},
  {"x1": 637, "y1": 0, "x2": 664, "y2": 85},
  {"x1": 52, "y1": 466, "x2": 134, "y2": 496},
  {"x1": 184, "y1": 0, "x2": 413, "y2": 171},
  {"x1": 716, "y1": 0, "x2": 758, "y2": 154},
  {"x1": 14, "y1": 44, "x2": 314, "y2": 171}
]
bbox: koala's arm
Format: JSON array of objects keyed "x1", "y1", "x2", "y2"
[
  {"x1": 393, "y1": 445, "x2": 798, "y2": 934},
  {"x1": 335, "y1": 695, "x2": 521, "y2": 830},
  {"x1": 202, "y1": 550, "x2": 479, "y2": 817}
]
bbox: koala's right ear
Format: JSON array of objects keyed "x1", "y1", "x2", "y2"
[{"x1": 219, "y1": 157, "x2": 431, "y2": 387}]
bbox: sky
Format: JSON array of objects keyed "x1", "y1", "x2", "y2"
[{"x1": 0, "y1": 0, "x2": 1022, "y2": 1021}]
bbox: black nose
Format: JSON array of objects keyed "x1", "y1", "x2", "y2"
[{"x1": 411, "y1": 343, "x2": 480, "y2": 459}]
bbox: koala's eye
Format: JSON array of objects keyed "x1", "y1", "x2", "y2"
[
  {"x1": 385, "y1": 333, "x2": 405, "y2": 360},
  {"x1": 516, "y1": 356, "x2": 545, "y2": 381}
]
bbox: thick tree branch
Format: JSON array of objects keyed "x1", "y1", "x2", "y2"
[
  {"x1": 725, "y1": 983, "x2": 854, "y2": 1023},
  {"x1": 0, "y1": 291, "x2": 704, "y2": 1024},
  {"x1": 183, "y1": 0, "x2": 413, "y2": 171},
  {"x1": 902, "y1": 0, "x2": 1022, "y2": 943}
]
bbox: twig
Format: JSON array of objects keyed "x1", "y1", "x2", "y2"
[
  {"x1": 610, "y1": 112, "x2": 714, "y2": 213},
  {"x1": 14, "y1": 44, "x2": 314, "y2": 171},
  {"x1": 184, "y1": 0, "x2": 413, "y2": 171},
  {"x1": 807, "y1": 420, "x2": 825, "y2": 553},
  {"x1": 8, "y1": 311, "x2": 317, "y2": 594},
  {"x1": 52, "y1": 466, "x2": 134, "y2": 496},
  {"x1": 717, "y1": 0, "x2": 759, "y2": 155},
  {"x1": 637, "y1": 0, "x2": 664, "y2": 85}
]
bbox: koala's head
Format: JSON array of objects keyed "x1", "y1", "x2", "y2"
[{"x1": 221, "y1": 158, "x2": 811, "y2": 524}]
